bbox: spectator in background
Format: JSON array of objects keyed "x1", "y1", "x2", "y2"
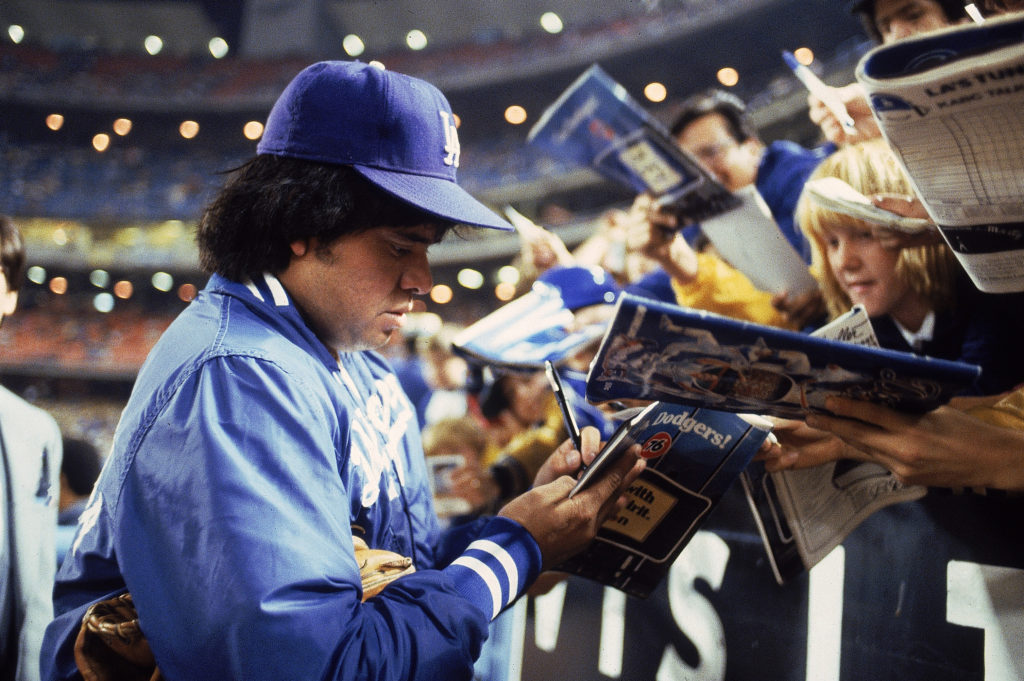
[
  {"x1": 760, "y1": 4, "x2": 1024, "y2": 531},
  {"x1": 421, "y1": 415, "x2": 491, "y2": 524},
  {"x1": 0, "y1": 214, "x2": 63, "y2": 681},
  {"x1": 625, "y1": 89, "x2": 829, "y2": 329},
  {"x1": 808, "y1": 0, "x2": 966, "y2": 146},
  {"x1": 762, "y1": 139, "x2": 1024, "y2": 488},
  {"x1": 852, "y1": 0, "x2": 967, "y2": 44},
  {"x1": 669, "y1": 88, "x2": 831, "y2": 262},
  {"x1": 56, "y1": 437, "x2": 103, "y2": 565},
  {"x1": 473, "y1": 368, "x2": 563, "y2": 509},
  {"x1": 978, "y1": 0, "x2": 1024, "y2": 13}
]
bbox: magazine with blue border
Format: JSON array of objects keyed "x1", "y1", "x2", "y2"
[
  {"x1": 527, "y1": 64, "x2": 740, "y2": 223},
  {"x1": 557, "y1": 401, "x2": 770, "y2": 598},
  {"x1": 585, "y1": 293, "x2": 981, "y2": 419}
]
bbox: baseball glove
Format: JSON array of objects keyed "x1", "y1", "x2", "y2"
[{"x1": 353, "y1": 534, "x2": 416, "y2": 600}]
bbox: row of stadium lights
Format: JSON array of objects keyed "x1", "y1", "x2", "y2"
[
  {"x1": 27, "y1": 255, "x2": 520, "y2": 313},
  {"x1": 43, "y1": 113, "x2": 266, "y2": 152},
  {"x1": 26, "y1": 265, "x2": 198, "y2": 313},
  {"x1": 429, "y1": 265, "x2": 522, "y2": 305},
  {"x1": 6, "y1": 11, "x2": 568, "y2": 61},
  {"x1": 7, "y1": 24, "x2": 230, "y2": 59},
  {"x1": 12, "y1": 13, "x2": 821, "y2": 143}
]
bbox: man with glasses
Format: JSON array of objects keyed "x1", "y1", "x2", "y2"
[
  {"x1": 669, "y1": 88, "x2": 832, "y2": 262},
  {"x1": 623, "y1": 89, "x2": 830, "y2": 330}
]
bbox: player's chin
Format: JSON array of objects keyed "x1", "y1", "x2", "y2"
[{"x1": 368, "y1": 328, "x2": 396, "y2": 350}]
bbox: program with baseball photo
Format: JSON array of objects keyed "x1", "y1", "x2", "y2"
[
  {"x1": 556, "y1": 401, "x2": 770, "y2": 598},
  {"x1": 586, "y1": 293, "x2": 981, "y2": 420}
]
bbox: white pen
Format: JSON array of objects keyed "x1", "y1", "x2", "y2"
[
  {"x1": 782, "y1": 50, "x2": 857, "y2": 135},
  {"x1": 964, "y1": 3, "x2": 985, "y2": 23}
]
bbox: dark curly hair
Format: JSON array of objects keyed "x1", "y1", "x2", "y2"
[
  {"x1": 0, "y1": 215, "x2": 26, "y2": 293},
  {"x1": 197, "y1": 156, "x2": 455, "y2": 281}
]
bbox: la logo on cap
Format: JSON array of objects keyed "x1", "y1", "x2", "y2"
[
  {"x1": 258, "y1": 60, "x2": 512, "y2": 231},
  {"x1": 440, "y1": 111, "x2": 460, "y2": 168}
]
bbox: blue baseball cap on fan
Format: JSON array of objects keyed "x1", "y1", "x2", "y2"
[
  {"x1": 257, "y1": 60, "x2": 511, "y2": 231},
  {"x1": 535, "y1": 265, "x2": 620, "y2": 311},
  {"x1": 452, "y1": 265, "x2": 622, "y2": 370}
]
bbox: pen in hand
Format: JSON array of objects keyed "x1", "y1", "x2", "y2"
[
  {"x1": 782, "y1": 50, "x2": 857, "y2": 135},
  {"x1": 544, "y1": 360, "x2": 583, "y2": 454}
]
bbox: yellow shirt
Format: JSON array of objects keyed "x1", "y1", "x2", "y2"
[{"x1": 670, "y1": 252, "x2": 796, "y2": 329}]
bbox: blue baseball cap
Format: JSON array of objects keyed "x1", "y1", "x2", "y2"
[
  {"x1": 257, "y1": 60, "x2": 511, "y2": 231},
  {"x1": 451, "y1": 265, "x2": 621, "y2": 370},
  {"x1": 536, "y1": 265, "x2": 621, "y2": 311}
]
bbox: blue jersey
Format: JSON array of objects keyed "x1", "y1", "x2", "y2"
[
  {"x1": 755, "y1": 140, "x2": 835, "y2": 264},
  {"x1": 42, "y1": 274, "x2": 541, "y2": 681}
]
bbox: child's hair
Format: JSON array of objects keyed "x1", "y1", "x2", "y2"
[{"x1": 796, "y1": 139, "x2": 956, "y2": 320}]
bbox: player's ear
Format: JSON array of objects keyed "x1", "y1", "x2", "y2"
[{"x1": 289, "y1": 238, "x2": 316, "y2": 257}]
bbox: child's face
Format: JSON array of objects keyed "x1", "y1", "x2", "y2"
[{"x1": 823, "y1": 223, "x2": 909, "y2": 317}]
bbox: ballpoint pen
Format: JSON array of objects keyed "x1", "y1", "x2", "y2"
[
  {"x1": 782, "y1": 50, "x2": 857, "y2": 135},
  {"x1": 544, "y1": 360, "x2": 582, "y2": 452}
]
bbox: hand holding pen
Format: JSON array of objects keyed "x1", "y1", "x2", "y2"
[
  {"x1": 544, "y1": 360, "x2": 582, "y2": 452},
  {"x1": 783, "y1": 51, "x2": 856, "y2": 133},
  {"x1": 783, "y1": 52, "x2": 881, "y2": 146},
  {"x1": 806, "y1": 82, "x2": 881, "y2": 146}
]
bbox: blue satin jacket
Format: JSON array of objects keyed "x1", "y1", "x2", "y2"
[{"x1": 41, "y1": 273, "x2": 541, "y2": 681}]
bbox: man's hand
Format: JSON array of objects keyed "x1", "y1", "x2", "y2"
[
  {"x1": 623, "y1": 194, "x2": 699, "y2": 282},
  {"x1": 771, "y1": 287, "x2": 825, "y2": 330},
  {"x1": 807, "y1": 83, "x2": 880, "y2": 146},
  {"x1": 758, "y1": 416, "x2": 859, "y2": 471},
  {"x1": 501, "y1": 426, "x2": 645, "y2": 569},
  {"x1": 513, "y1": 213, "x2": 575, "y2": 274},
  {"x1": 804, "y1": 397, "x2": 1024, "y2": 490}
]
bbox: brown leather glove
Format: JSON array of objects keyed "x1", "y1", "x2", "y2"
[{"x1": 352, "y1": 535, "x2": 416, "y2": 600}]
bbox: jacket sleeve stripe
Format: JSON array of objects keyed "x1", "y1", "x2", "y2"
[
  {"x1": 443, "y1": 516, "x2": 542, "y2": 620},
  {"x1": 465, "y1": 539, "x2": 518, "y2": 608},
  {"x1": 449, "y1": 555, "x2": 503, "y2": 619}
]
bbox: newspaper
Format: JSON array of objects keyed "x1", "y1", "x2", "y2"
[
  {"x1": 740, "y1": 305, "x2": 926, "y2": 584},
  {"x1": 855, "y1": 14, "x2": 1024, "y2": 292}
]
